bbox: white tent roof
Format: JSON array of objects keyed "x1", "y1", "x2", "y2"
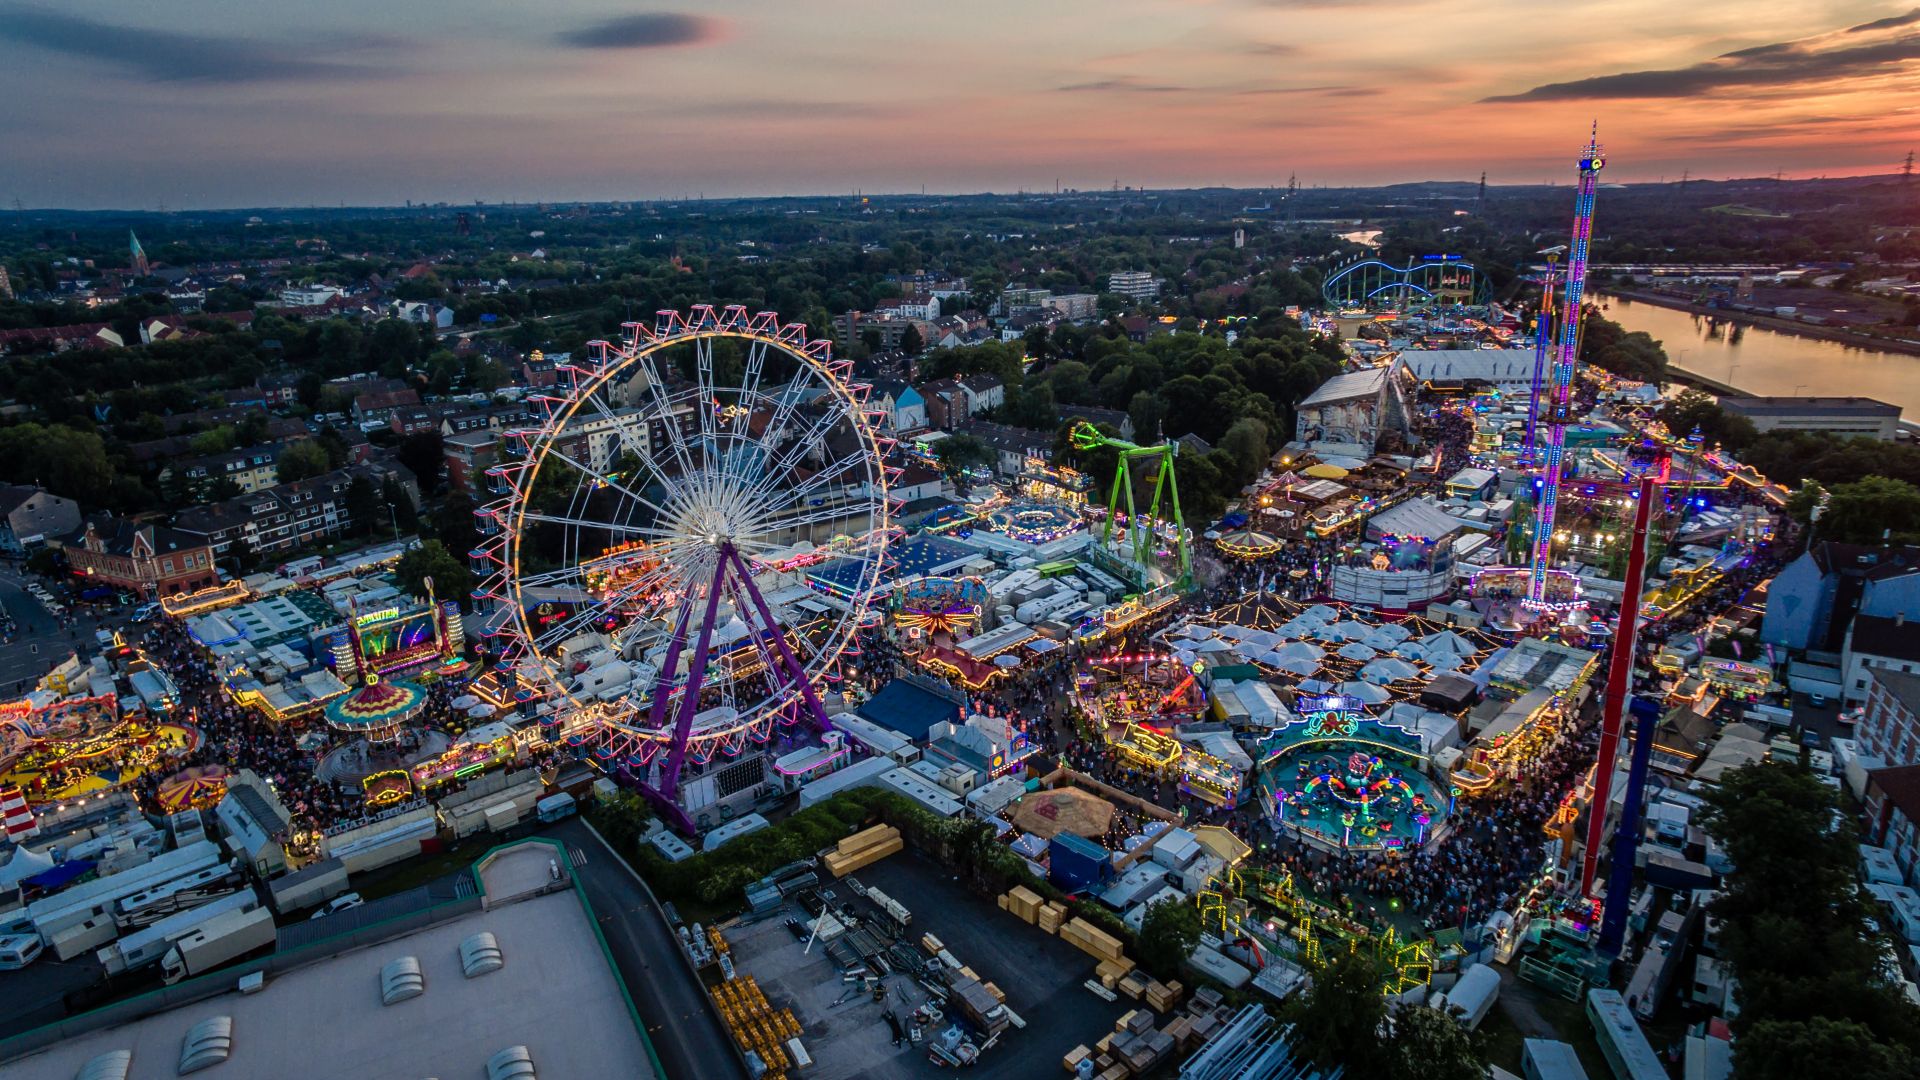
[
  {"x1": 0, "y1": 846, "x2": 56, "y2": 889},
  {"x1": 1339, "y1": 681, "x2": 1393, "y2": 704},
  {"x1": 1337, "y1": 642, "x2": 1379, "y2": 662},
  {"x1": 1360, "y1": 658, "x2": 1421, "y2": 684}
]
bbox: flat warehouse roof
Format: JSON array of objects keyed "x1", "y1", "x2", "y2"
[{"x1": 10, "y1": 844, "x2": 655, "y2": 1080}]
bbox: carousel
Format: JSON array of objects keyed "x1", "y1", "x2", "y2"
[
  {"x1": 0, "y1": 696, "x2": 202, "y2": 806},
  {"x1": 324, "y1": 674, "x2": 427, "y2": 744},
  {"x1": 317, "y1": 675, "x2": 451, "y2": 793},
  {"x1": 1211, "y1": 511, "x2": 1286, "y2": 561},
  {"x1": 983, "y1": 500, "x2": 1083, "y2": 545},
  {"x1": 155, "y1": 764, "x2": 230, "y2": 813}
]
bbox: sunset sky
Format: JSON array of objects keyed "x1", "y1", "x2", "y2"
[{"x1": 5, "y1": 0, "x2": 1920, "y2": 208}]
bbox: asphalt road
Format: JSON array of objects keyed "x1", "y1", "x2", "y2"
[
  {"x1": 548, "y1": 817, "x2": 744, "y2": 1080},
  {"x1": 0, "y1": 570, "x2": 97, "y2": 692}
]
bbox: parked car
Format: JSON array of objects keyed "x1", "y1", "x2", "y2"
[{"x1": 309, "y1": 892, "x2": 365, "y2": 920}]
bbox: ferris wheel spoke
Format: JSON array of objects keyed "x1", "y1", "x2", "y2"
[
  {"x1": 635, "y1": 352, "x2": 707, "y2": 500},
  {"x1": 579, "y1": 386, "x2": 654, "y2": 471},
  {"x1": 518, "y1": 512, "x2": 683, "y2": 541},
  {"x1": 538, "y1": 445, "x2": 678, "y2": 525},
  {"x1": 745, "y1": 452, "x2": 877, "y2": 525},
  {"x1": 728, "y1": 406, "x2": 848, "y2": 517}
]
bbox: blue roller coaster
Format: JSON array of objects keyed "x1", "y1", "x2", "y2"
[{"x1": 1321, "y1": 255, "x2": 1491, "y2": 309}]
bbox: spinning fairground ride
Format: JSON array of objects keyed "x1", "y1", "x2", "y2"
[{"x1": 475, "y1": 307, "x2": 893, "y2": 833}]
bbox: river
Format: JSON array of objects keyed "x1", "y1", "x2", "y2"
[{"x1": 1599, "y1": 294, "x2": 1919, "y2": 419}]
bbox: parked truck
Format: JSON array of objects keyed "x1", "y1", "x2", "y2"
[{"x1": 160, "y1": 907, "x2": 276, "y2": 985}]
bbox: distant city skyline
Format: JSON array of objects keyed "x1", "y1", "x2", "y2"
[{"x1": 5, "y1": 0, "x2": 1919, "y2": 209}]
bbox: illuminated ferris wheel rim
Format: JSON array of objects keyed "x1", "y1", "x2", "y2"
[{"x1": 484, "y1": 307, "x2": 893, "y2": 743}]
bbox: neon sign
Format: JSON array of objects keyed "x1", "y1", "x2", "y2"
[{"x1": 1298, "y1": 694, "x2": 1367, "y2": 739}]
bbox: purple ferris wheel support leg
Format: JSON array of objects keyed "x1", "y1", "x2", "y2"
[
  {"x1": 646, "y1": 593, "x2": 697, "y2": 731},
  {"x1": 724, "y1": 544, "x2": 833, "y2": 732},
  {"x1": 656, "y1": 550, "x2": 731, "y2": 804}
]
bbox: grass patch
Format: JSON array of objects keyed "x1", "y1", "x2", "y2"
[{"x1": 350, "y1": 834, "x2": 497, "y2": 900}]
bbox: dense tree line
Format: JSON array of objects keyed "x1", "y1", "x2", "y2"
[{"x1": 1701, "y1": 763, "x2": 1920, "y2": 1079}]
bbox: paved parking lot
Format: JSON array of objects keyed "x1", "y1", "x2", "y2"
[
  {"x1": 0, "y1": 567, "x2": 137, "y2": 692},
  {"x1": 725, "y1": 851, "x2": 1129, "y2": 1080}
]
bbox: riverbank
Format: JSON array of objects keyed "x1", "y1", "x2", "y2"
[{"x1": 1598, "y1": 288, "x2": 1920, "y2": 360}]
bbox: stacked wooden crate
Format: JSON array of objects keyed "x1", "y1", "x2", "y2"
[
  {"x1": 1059, "y1": 917, "x2": 1126, "y2": 963},
  {"x1": 821, "y1": 824, "x2": 901, "y2": 877},
  {"x1": 1036, "y1": 901, "x2": 1068, "y2": 934}
]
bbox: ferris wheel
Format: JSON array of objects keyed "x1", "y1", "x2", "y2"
[{"x1": 472, "y1": 306, "x2": 895, "y2": 830}]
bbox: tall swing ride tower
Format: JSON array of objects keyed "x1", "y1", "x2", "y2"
[{"x1": 1526, "y1": 130, "x2": 1604, "y2": 609}]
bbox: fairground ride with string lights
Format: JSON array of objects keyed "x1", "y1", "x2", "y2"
[
  {"x1": 472, "y1": 306, "x2": 894, "y2": 833},
  {"x1": 1069, "y1": 422, "x2": 1194, "y2": 596}
]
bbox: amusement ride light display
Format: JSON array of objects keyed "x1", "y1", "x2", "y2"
[
  {"x1": 1526, "y1": 129, "x2": 1604, "y2": 610},
  {"x1": 473, "y1": 306, "x2": 893, "y2": 832}
]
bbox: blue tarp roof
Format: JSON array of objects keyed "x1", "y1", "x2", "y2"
[
  {"x1": 23, "y1": 859, "x2": 95, "y2": 891},
  {"x1": 811, "y1": 534, "x2": 979, "y2": 595},
  {"x1": 854, "y1": 678, "x2": 962, "y2": 742}
]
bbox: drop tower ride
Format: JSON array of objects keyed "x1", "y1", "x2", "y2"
[{"x1": 1526, "y1": 130, "x2": 1603, "y2": 608}]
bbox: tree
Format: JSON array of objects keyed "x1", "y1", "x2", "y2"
[
  {"x1": 1282, "y1": 949, "x2": 1389, "y2": 1074},
  {"x1": 1127, "y1": 390, "x2": 1165, "y2": 442},
  {"x1": 1135, "y1": 898, "x2": 1201, "y2": 979},
  {"x1": 393, "y1": 540, "x2": 473, "y2": 610},
  {"x1": 1701, "y1": 762, "x2": 1920, "y2": 1074},
  {"x1": 188, "y1": 425, "x2": 236, "y2": 455},
  {"x1": 932, "y1": 433, "x2": 995, "y2": 477},
  {"x1": 1784, "y1": 480, "x2": 1825, "y2": 529},
  {"x1": 1382, "y1": 1003, "x2": 1487, "y2": 1080},
  {"x1": 1658, "y1": 389, "x2": 1757, "y2": 452},
  {"x1": 275, "y1": 440, "x2": 330, "y2": 484},
  {"x1": 0, "y1": 424, "x2": 114, "y2": 505},
  {"x1": 898, "y1": 324, "x2": 924, "y2": 355},
  {"x1": 1002, "y1": 383, "x2": 1057, "y2": 430},
  {"x1": 396, "y1": 429, "x2": 446, "y2": 496},
  {"x1": 1216, "y1": 417, "x2": 1270, "y2": 487},
  {"x1": 1733, "y1": 1017, "x2": 1918, "y2": 1080},
  {"x1": 343, "y1": 475, "x2": 381, "y2": 537},
  {"x1": 1816, "y1": 475, "x2": 1920, "y2": 544}
]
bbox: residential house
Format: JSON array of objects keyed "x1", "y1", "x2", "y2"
[
  {"x1": 957, "y1": 374, "x2": 1006, "y2": 414},
  {"x1": 1843, "y1": 613, "x2": 1920, "y2": 704},
  {"x1": 394, "y1": 301, "x2": 455, "y2": 330},
  {"x1": 1864, "y1": 762, "x2": 1920, "y2": 888},
  {"x1": 955, "y1": 420, "x2": 1054, "y2": 477},
  {"x1": 1059, "y1": 406, "x2": 1136, "y2": 442},
  {"x1": 439, "y1": 402, "x2": 532, "y2": 438},
  {"x1": 0, "y1": 486, "x2": 80, "y2": 556},
  {"x1": 1042, "y1": 293, "x2": 1099, "y2": 321},
  {"x1": 60, "y1": 517, "x2": 217, "y2": 599},
  {"x1": 1860, "y1": 667, "x2": 1920, "y2": 769},
  {"x1": 352, "y1": 387, "x2": 420, "y2": 425},
  {"x1": 887, "y1": 464, "x2": 945, "y2": 505},
  {"x1": 443, "y1": 430, "x2": 501, "y2": 494},
  {"x1": 254, "y1": 374, "x2": 303, "y2": 408},
  {"x1": 1105, "y1": 271, "x2": 1160, "y2": 300},
  {"x1": 1762, "y1": 543, "x2": 1920, "y2": 653},
  {"x1": 173, "y1": 462, "x2": 417, "y2": 557},
  {"x1": 874, "y1": 297, "x2": 940, "y2": 322},
  {"x1": 920, "y1": 379, "x2": 970, "y2": 431},
  {"x1": 158, "y1": 444, "x2": 284, "y2": 497},
  {"x1": 868, "y1": 380, "x2": 927, "y2": 433}
]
